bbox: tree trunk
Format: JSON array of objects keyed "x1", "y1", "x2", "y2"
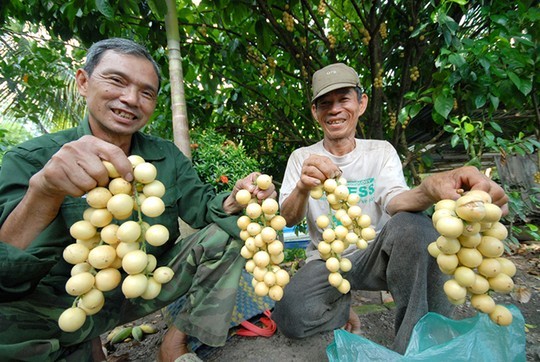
[{"x1": 164, "y1": 0, "x2": 192, "y2": 159}]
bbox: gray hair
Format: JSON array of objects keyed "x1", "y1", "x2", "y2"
[{"x1": 84, "y1": 38, "x2": 161, "y2": 91}]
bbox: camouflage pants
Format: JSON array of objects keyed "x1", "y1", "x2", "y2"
[{"x1": 0, "y1": 223, "x2": 244, "y2": 362}]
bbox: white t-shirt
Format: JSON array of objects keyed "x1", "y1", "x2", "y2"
[{"x1": 279, "y1": 139, "x2": 409, "y2": 261}]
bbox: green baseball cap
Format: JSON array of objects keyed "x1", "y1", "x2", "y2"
[{"x1": 311, "y1": 63, "x2": 361, "y2": 103}]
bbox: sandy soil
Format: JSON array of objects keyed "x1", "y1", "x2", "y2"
[{"x1": 102, "y1": 245, "x2": 540, "y2": 361}]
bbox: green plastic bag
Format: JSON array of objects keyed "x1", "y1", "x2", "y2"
[{"x1": 327, "y1": 304, "x2": 525, "y2": 362}]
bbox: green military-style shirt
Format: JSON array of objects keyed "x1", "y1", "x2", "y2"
[{"x1": 0, "y1": 118, "x2": 239, "y2": 300}]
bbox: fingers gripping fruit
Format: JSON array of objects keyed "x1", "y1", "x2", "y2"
[
  {"x1": 59, "y1": 156, "x2": 174, "y2": 332},
  {"x1": 237, "y1": 174, "x2": 290, "y2": 301},
  {"x1": 311, "y1": 177, "x2": 375, "y2": 294},
  {"x1": 429, "y1": 190, "x2": 516, "y2": 326}
]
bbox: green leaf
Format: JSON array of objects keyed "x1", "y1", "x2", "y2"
[
  {"x1": 434, "y1": 91, "x2": 453, "y2": 119},
  {"x1": 95, "y1": 0, "x2": 114, "y2": 19},
  {"x1": 451, "y1": 134, "x2": 460, "y2": 147},
  {"x1": 464, "y1": 122, "x2": 475, "y2": 133},
  {"x1": 474, "y1": 94, "x2": 486, "y2": 108},
  {"x1": 146, "y1": 0, "x2": 168, "y2": 19}
]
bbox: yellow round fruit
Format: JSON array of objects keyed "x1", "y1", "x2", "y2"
[
  {"x1": 102, "y1": 160, "x2": 120, "y2": 178},
  {"x1": 70, "y1": 220, "x2": 97, "y2": 240},
  {"x1": 268, "y1": 285, "x2": 284, "y2": 301},
  {"x1": 134, "y1": 162, "x2": 157, "y2": 184},
  {"x1": 436, "y1": 235, "x2": 461, "y2": 255},
  {"x1": 457, "y1": 247, "x2": 483, "y2": 268},
  {"x1": 347, "y1": 193, "x2": 360, "y2": 205},
  {"x1": 356, "y1": 239, "x2": 368, "y2": 249},
  {"x1": 316, "y1": 215, "x2": 330, "y2": 229},
  {"x1": 453, "y1": 266, "x2": 476, "y2": 287},
  {"x1": 94, "y1": 268, "x2": 121, "y2": 291},
  {"x1": 267, "y1": 240, "x2": 284, "y2": 255},
  {"x1": 331, "y1": 239, "x2": 346, "y2": 254},
  {"x1": 271, "y1": 251, "x2": 285, "y2": 265},
  {"x1": 235, "y1": 189, "x2": 252, "y2": 205},
  {"x1": 142, "y1": 180, "x2": 166, "y2": 198},
  {"x1": 116, "y1": 221, "x2": 141, "y2": 243},
  {"x1": 58, "y1": 307, "x2": 87, "y2": 332},
  {"x1": 145, "y1": 254, "x2": 157, "y2": 273},
  {"x1": 141, "y1": 277, "x2": 162, "y2": 300},
  {"x1": 361, "y1": 227, "x2": 376, "y2": 241},
  {"x1": 71, "y1": 262, "x2": 92, "y2": 276},
  {"x1": 246, "y1": 203, "x2": 263, "y2": 219},
  {"x1": 328, "y1": 272, "x2": 343, "y2": 287},
  {"x1": 115, "y1": 241, "x2": 140, "y2": 258},
  {"x1": 317, "y1": 241, "x2": 332, "y2": 255},
  {"x1": 482, "y1": 203, "x2": 502, "y2": 223},
  {"x1": 434, "y1": 199, "x2": 456, "y2": 211},
  {"x1": 489, "y1": 305, "x2": 513, "y2": 326},
  {"x1": 345, "y1": 232, "x2": 359, "y2": 245},
  {"x1": 252, "y1": 266, "x2": 267, "y2": 282},
  {"x1": 310, "y1": 186, "x2": 324, "y2": 199},
  {"x1": 145, "y1": 224, "x2": 170, "y2": 247},
  {"x1": 334, "y1": 185, "x2": 350, "y2": 200},
  {"x1": 63, "y1": 243, "x2": 90, "y2": 265},
  {"x1": 458, "y1": 233, "x2": 482, "y2": 248},
  {"x1": 431, "y1": 209, "x2": 456, "y2": 227},
  {"x1": 153, "y1": 266, "x2": 175, "y2": 284},
  {"x1": 261, "y1": 198, "x2": 279, "y2": 215},
  {"x1": 496, "y1": 257, "x2": 516, "y2": 277},
  {"x1": 100, "y1": 224, "x2": 119, "y2": 245},
  {"x1": 461, "y1": 222, "x2": 481, "y2": 236},
  {"x1": 240, "y1": 245, "x2": 254, "y2": 259},
  {"x1": 128, "y1": 155, "x2": 145, "y2": 168},
  {"x1": 237, "y1": 215, "x2": 251, "y2": 230},
  {"x1": 326, "y1": 257, "x2": 340, "y2": 273},
  {"x1": 357, "y1": 214, "x2": 372, "y2": 228},
  {"x1": 477, "y1": 258, "x2": 502, "y2": 278},
  {"x1": 437, "y1": 253, "x2": 459, "y2": 274},
  {"x1": 477, "y1": 236, "x2": 504, "y2": 258},
  {"x1": 455, "y1": 195, "x2": 486, "y2": 222},
  {"x1": 464, "y1": 190, "x2": 491, "y2": 204},
  {"x1": 471, "y1": 293, "x2": 496, "y2": 314},
  {"x1": 246, "y1": 222, "x2": 262, "y2": 236},
  {"x1": 269, "y1": 215, "x2": 286, "y2": 231},
  {"x1": 78, "y1": 297, "x2": 104, "y2": 316},
  {"x1": 122, "y1": 250, "x2": 149, "y2": 275},
  {"x1": 322, "y1": 228, "x2": 336, "y2": 242},
  {"x1": 323, "y1": 178, "x2": 338, "y2": 193},
  {"x1": 468, "y1": 274, "x2": 490, "y2": 295},
  {"x1": 88, "y1": 208, "x2": 113, "y2": 228},
  {"x1": 347, "y1": 205, "x2": 362, "y2": 218},
  {"x1": 86, "y1": 187, "x2": 113, "y2": 209},
  {"x1": 254, "y1": 281, "x2": 269, "y2": 297},
  {"x1": 488, "y1": 273, "x2": 514, "y2": 294},
  {"x1": 108, "y1": 177, "x2": 133, "y2": 195},
  {"x1": 337, "y1": 279, "x2": 351, "y2": 294},
  {"x1": 482, "y1": 222, "x2": 508, "y2": 241},
  {"x1": 340, "y1": 258, "x2": 352, "y2": 272},
  {"x1": 87, "y1": 245, "x2": 117, "y2": 269},
  {"x1": 79, "y1": 288, "x2": 105, "y2": 310},
  {"x1": 443, "y1": 279, "x2": 467, "y2": 300},
  {"x1": 65, "y1": 272, "x2": 95, "y2": 296},
  {"x1": 107, "y1": 194, "x2": 134, "y2": 217},
  {"x1": 427, "y1": 241, "x2": 441, "y2": 258},
  {"x1": 140, "y1": 196, "x2": 165, "y2": 218},
  {"x1": 253, "y1": 251, "x2": 271, "y2": 268},
  {"x1": 275, "y1": 269, "x2": 290, "y2": 287},
  {"x1": 256, "y1": 174, "x2": 273, "y2": 190},
  {"x1": 436, "y1": 216, "x2": 464, "y2": 238},
  {"x1": 122, "y1": 273, "x2": 148, "y2": 298}
]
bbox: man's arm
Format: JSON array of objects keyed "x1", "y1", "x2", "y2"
[
  {"x1": 0, "y1": 136, "x2": 133, "y2": 249},
  {"x1": 387, "y1": 166, "x2": 509, "y2": 216}
]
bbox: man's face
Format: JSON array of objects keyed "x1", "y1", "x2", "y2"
[
  {"x1": 311, "y1": 88, "x2": 367, "y2": 141},
  {"x1": 76, "y1": 50, "x2": 159, "y2": 140}
]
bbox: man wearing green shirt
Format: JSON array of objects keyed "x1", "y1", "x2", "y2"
[{"x1": 0, "y1": 38, "x2": 273, "y2": 361}]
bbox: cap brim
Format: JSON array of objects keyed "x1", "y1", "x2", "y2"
[{"x1": 312, "y1": 82, "x2": 358, "y2": 103}]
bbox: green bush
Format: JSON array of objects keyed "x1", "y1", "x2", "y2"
[{"x1": 191, "y1": 129, "x2": 260, "y2": 193}]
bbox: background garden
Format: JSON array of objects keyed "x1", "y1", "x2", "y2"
[{"x1": 0, "y1": 0, "x2": 538, "y2": 242}]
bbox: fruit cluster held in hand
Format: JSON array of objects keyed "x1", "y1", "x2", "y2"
[
  {"x1": 236, "y1": 174, "x2": 290, "y2": 302},
  {"x1": 310, "y1": 177, "x2": 376, "y2": 294},
  {"x1": 428, "y1": 190, "x2": 516, "y2": 326},
  {"x1": 58, "y1": 156, "x2": 174, "y2": 333}
]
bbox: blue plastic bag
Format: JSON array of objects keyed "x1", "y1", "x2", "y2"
[{"x1": 327, "y1": 304, "x2": 525, "y2": 362}]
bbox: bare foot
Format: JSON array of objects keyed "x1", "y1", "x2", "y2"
[
  {"x1": 343, "y1": 307, "x2": 361, "y2": 335},
  {"x1": 91, "y1": 336, "x2": 107, "y2": 362},
  {"x1": 156, "y1": 326, "x2": 190, "y2": 362}
]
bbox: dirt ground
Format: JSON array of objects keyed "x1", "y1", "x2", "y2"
[{"x1": 101, "y1": 243, "x2": 540, "y2": 361}]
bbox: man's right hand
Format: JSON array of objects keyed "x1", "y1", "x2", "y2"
[{"x1": 297, "y1": 154, "x2": 341, "y2": 193}]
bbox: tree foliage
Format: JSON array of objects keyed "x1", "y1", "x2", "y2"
[{"x1": 0, "y1": 0, "x2": 538, "y2": 183}]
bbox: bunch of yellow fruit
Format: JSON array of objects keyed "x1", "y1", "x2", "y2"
[
  {"x1": 236, "y1": 174, "x2": 290, "y2": 301},
  {"x1": 429, "y1": 190, "x2": 516, "y2": 326},
  {"x1": 58, "y1": 156, "x2": 174, "y2": 332},
  {"x1": 311, "y1": 177, "x2": 376, "y2": 294}
]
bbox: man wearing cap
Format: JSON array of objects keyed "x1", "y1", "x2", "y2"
[{"x1": 272, "y1": 63, "x2": 509, "y2": 353}]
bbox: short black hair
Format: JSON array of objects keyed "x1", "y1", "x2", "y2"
[{"x1": 84, "y1": 38, "x2": 161, "y2": 91}]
